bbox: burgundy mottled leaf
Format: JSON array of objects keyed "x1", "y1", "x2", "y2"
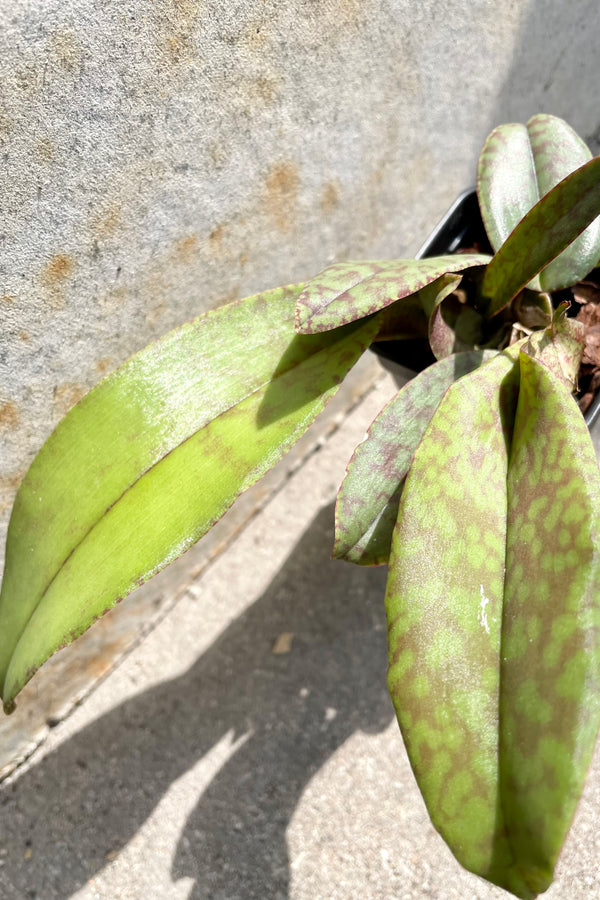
[
  {"x1": 333, "y1": 350, "x2": 495, "y2": 565},
  {"x1": 385, "y1": 337, "x2": 600, "y2": 897},
  {"x1": 477, "y1": 114, "x2": 600, "y2": 294},
  {"x1": 0, "y1": 285, "x2": 378, "y2": 707},
  {"x1": 522, "y1": 302, "x2": 584, "y2": 392},
  {"x1": 294, "y1": 255, "x2": 491, "y2": 334},
  {"x1": 482, "y1": 155, "x2": 600, "y2": 315},
  {"x1": 423, "y1": 279, "x2": 486, "y2": 360}
]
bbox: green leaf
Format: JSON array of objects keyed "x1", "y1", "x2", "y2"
[
  {"x1": 477, "y1": 114, "x2": 600, "y2": 293},
  {"x1": 421, "y1": 275, "x2": 486, "y2": 360},
  {"x1": 0, "y1": 284, "x2": 377, "y2": 708},
  {"x1": 482, "y1": 154, "x2": 600, "y2": 315},
  {"x1": 385, "y1": 346, "x2": 600, "y2": 897},
  {"x1": 294, "y1": 255, "x2": 491, "y2": 334},
  {"x1": 522, "y1": 302, "x2": 584, "y2": 392},
  {"x1": 333, "y1": 350, "x2": 495, "y2": 566}
]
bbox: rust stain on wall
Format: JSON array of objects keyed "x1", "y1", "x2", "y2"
[
  {"x1": 155, "y1": 0, "x2": 205, "y2": 65},
  {"x1": 50, "y1": 30, "x2": 84, "y2": 74},
  {"x1": 247, "y1": 73, "x2": 281, "y2": 107},
  {"x1": 42, "y1": 254, "x2": 75, "y2": 309},
  {"x1": 53, "y1": 383, "x2": 86, "y2": 417},
  {"x1": 0, "y1": 403, "x2": 19, "y2": 431},
  {"x1": 173, "y1": 234, "x2": 198, "y2": 263},
  {"x1": 92, "y1": 204, "x2": 122, "y2": 241},
  {"x1": 264, "y1": 162, "x2": 299, "y2": 233},
  {"x1": 36, "y1": 138, "x2": 55, "y2": 164},
  {"x1": 321, "y1": 181, "x2": 339, "y2": 215},
  {"x1": 208, "y1": 224, "x2": 227, "y2": 254},
  {"x1": 96, "y1": 358, "x2": 115, "y2": 376},
  {"x1": 145, "y1": 304, "x2": 168, "y2": 330},
  {"x1": 1, "y1": 295, "x2": 14, "y2": 305},
  {"x1": 44, "y1": 254, "x2": 74, "y2": 283}
]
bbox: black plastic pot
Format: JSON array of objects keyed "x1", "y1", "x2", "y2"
[{"x1": 370, "y1": 189, "x2": 600, "y2": 429}]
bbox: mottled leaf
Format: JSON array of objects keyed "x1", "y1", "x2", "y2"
[
  {"x1": 477, "y1": 114, "x2": 600, "y2": 293},
  {"x1": 0, "y1": 285, "x2": 377, "y2": 708},
  {"x1": 385, "y1": 345, "x2": 600, "y2": 898},
  {"x1": 499, "y1": 352, "x2": 600, "y2": 892},
  {"x1": 294, "y1": 255, "x2": 491, "y2": 334},
  {"x1": 334, "y1": 350, "x2": 495, "y2": 565},
  {"x1": 477, "y1": 122, "x2": 540, "y2": 256},
  {"x1": 482, "y1": 154, "x2": 600, "y2": 315},
  {"x1": 522, "y1": 302, "x2": 584, "y2": 392},
  {"x1": 422, "y1": 276, "x2": 486, "y2": 360}
]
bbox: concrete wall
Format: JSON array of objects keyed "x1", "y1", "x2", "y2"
[{"x1": 2, "y1": 0, "x2": 600, "y2": 557}]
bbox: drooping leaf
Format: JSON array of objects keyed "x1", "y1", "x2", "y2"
[
  {"x1": 334, "y1": 350, "x2": 495, "y2": 565},
  {"x1": 385, "y1": 344, "x2": 600, "y2": 898},
  {"x1": 499, "y1": 352, "x2": 600, "y2": 892},
  {"x1": 477, "y1": 114, "x2": 600, "y2": 293},
  {"x1": 482, "y1": 154, "x2": 600, "y2": 315},
  {"x1": 0, "y1": 285, "x2": 377, "y2": 708},
  {"x1": 522, "y1": 301, "x2": 584, "y2": 392},
  {"x1": 294, "y1": 255, "x2": 491, "y2": 334}
]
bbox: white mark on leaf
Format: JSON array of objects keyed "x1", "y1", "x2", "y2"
[{"x1": 478, "y1": 584, "x2": 490, "y2": 634}]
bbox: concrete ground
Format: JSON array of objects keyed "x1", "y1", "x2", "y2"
[{"x1": 1, "y1": 372, "x2": 600, "y2": 900}]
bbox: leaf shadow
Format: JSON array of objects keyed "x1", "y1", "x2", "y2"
[
  {"x1": 0, "y1": 504, "x2": 394, "y2": 900},
  {"x1": 255, "y1": 326, "x2": 367, "y2": 429}
]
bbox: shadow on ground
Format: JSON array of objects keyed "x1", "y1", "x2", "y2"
[{"x1": 0, "y1": 504, "x2": 394, "y2": 900}]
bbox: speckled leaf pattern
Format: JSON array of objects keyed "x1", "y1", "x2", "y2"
[
  {"x1": 334, "y1": 350, "x2": 494, "y2": 566},
  {"x1": 522, "y1": 302, "x2": 584, "y2": 393},
  {"x1": 477, "y1": 114, "x2": 600, "y2": 294},
  {"x1": 477, "y1": 123, "x2": 540, "y2": 255},
  {"x1": 483, "y1": 154, "x2": 600, "y2": 315},
  {"x1": 294, "y1": 255, "x2": 491, "y2": 334},
  {"x1": 0, "y1": 285, "x2": 377, "y2": 708},
  {"x1": 385, "y1": 346, "x2": 600, "y2": 898},
  {"x1": 500, "y1": 353, "x2": 600, "y2": 893},
  {"x1": 424, "y1": 277, "x2": 485, "y2": 361}
]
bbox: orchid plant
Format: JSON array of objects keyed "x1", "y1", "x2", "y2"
[{"x1": 3, "y1": 114, "x2": 600, "y2": 898}]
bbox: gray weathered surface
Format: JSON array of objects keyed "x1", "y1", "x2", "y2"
[{"x1": 1, "y1": 0, "x2": 532, "y2": 554}]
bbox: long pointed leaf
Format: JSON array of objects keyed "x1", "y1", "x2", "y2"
[
  {"x1": 334, "y1": 350, "x2": 494, "y2": 565},
  {"x1": 295, "y1": 255, "x2": 491, "y2": 334},
  {"x1": 477, "y1": 114, "x2": 600, "y2": 293},
  {"x1": 385, "y1": 349, "x2": 523, "y2": 893},
  {"x1": 0, "y1": 285, "x2": 377, "y2": 707},
  {"x1": 482, "y1": 155, "x2": 600, "y2": 315},
  {"x1": 385, "y1": 345, "x2": 600, "y2": 897},
  {"x1": 500, "y1": 352, "x2": 600, "y2": 891}
]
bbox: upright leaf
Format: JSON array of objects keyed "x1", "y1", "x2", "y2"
[
  {"x1": 294, "y1": 255, "x2": 490, "y2": 334},
  {"x1": 500, "y1": 353, "x2": 600, "y2": 892},
  {"x1": 385, "y1": 343, "x2": 600, "y2": 897},
  {"x1": 482, "y1": 155, "x2": 600, "y2": 315},
  {"x1": 385, "y1": 349, "x2": 523, "y2": 894},
  {"x1": 477, "y1": 114, "x2": 600, "y2": 293},
  {"x1": 0, "y1": 285, "x2": 377, "y2": 708},
  {"x1": 334, "y1": 350, "x2": 494, "y2": 565},
  {"x1": 522, "y1": 302, "x2": 584, "y2": 392},
  {"x1": 477, "y1": 122, "x2": 540, "y2": 256}
]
